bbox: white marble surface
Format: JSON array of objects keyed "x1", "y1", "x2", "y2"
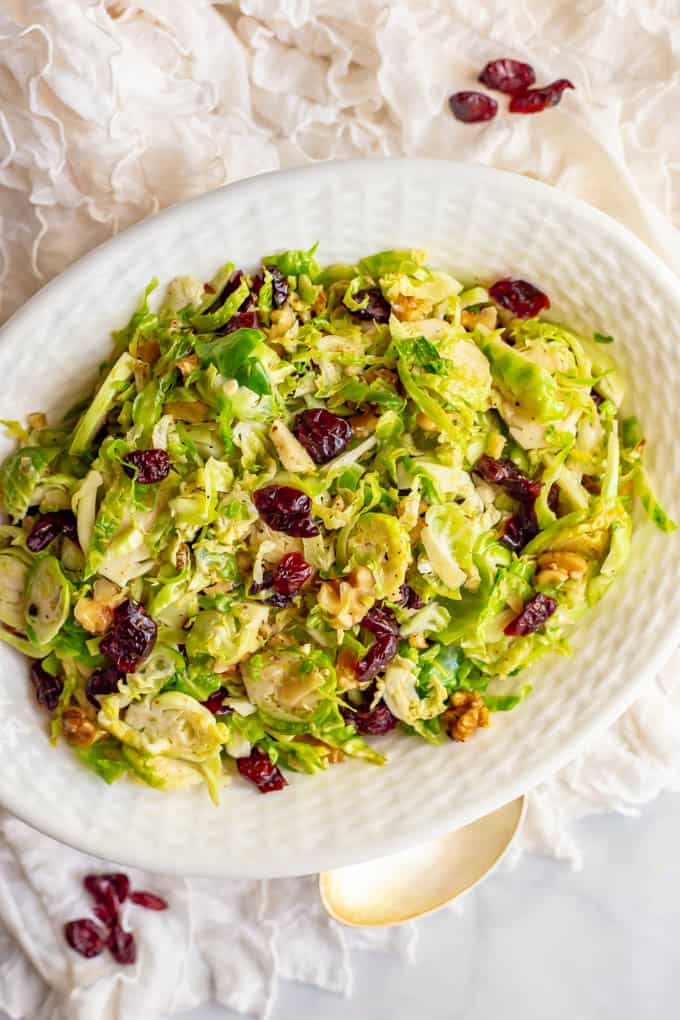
[
  {"x1": 183, "y1": 794, "x2": 676, "y2": 1020},
  {"x1": 126, "y1": 797, "x2": 680, "y2": 1019},
  {"x1": 1, "y1": 793, "x2": 678, "y2": 1018}
]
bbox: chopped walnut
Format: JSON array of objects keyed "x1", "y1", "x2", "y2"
[
  {"x1": 537, "y1": 550, "x2": 588, "y2": 579},
  {"x1": 349, "y1": 411, "x2": 380, "y2": 437},
  {"x1": 74, "y1": 597, "x2": 113, "y2": 635},
  {"x1": 137, "y1": 339, "x2": 161, "y2": 364},
  {"x1": 62, "y1": 707, "x2": 97, "y2": 748},
  {"x1": 534, "y1": 567, "x2": 568, "y2": 586},
  {"x1": 364, "y1": 367, "x2": 398, "y2": 389},
  {"x1": 27, "y1": 412, "x2": 47, "y2": 430},
  {"x1": 176, "y1": 354, "x2": 199, "y2": 378},
  {"x1": 311, "y1": 289, "x2": 328, "y2": 317},
  {"x1": 336, "y1": 646, "x2": 360, "y2": 690},
  {"x1": 295, "y1": 734, "x2": 344, "y2": 764},
  {"x1": 392, "y1": 295, "x2": 434, "y2": 321},
  {"x1": 461, "y1": 306, "x2": 498, "y2": 332},
  {"x1": 442, "y1": 690, "x2": 490, "y2": 742},
  {"x1": 416, "y1": 411, "x2": 438, "y2": 432},
  {"x1": 317, "y1": 566, "x2": 375, "y2": 630},
  {"x1": 268, "y1": 303, "x2": 296, "y2": 339}
]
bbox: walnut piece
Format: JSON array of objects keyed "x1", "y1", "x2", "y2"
[
  {"x1": 62, "y1": 707, "x2": 97, "y2": 748},
  {"x1": 537, "y1": 550, "x2": 588, "y2": 580},
  {"x1": 416, "y1": 412, "x2": 438, "y2": 432},
  {"x1": 268, "y1": 304, "x2": 296, "y2": 339},
  {"x1": 176, "y1": 354, "x2": 199, "y2": 378},
  {"x1": 349, "y1": 411, "x2": 380, "y2": 438},
  {"x1": 364, "y1": 367, "x2": 398, "y2": 389},
  {"x1": 317, "y1": 566, "x2": 375, "y2": 630},
  {"x1": 311, "y1": 289, "x2": 328, "y2": 317},
  {"x1": 461, "y1": 307, "x2": 498, "y2": 331},
  {"x1": 392, "y1": 295, "x2": 433, "y2": 321},
  {"x1": 137, "y1": 339, "x2": 161, "y2": 364},
  {"x1": 27, "y1": 412, "x2": 47, "y2": 430},
  {"x1": 74, "y1": 597, "x2": 113, "y2": 635},
  {"x1": 336, "y1": 646, "x2": 360, "y2": 690},
  {"x1": 295, "y1": 734, "x2": 344, "y2": 765},
  {"x1": 442, "y1": 690, "x2": 490, "y2": 742}
]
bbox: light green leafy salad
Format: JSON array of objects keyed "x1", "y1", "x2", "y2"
[{"x1": 0, "y1": 247, "x2": 672, "y2": 800}]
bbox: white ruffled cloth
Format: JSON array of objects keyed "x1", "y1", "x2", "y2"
[{"x1": 1, "y1": 2, "x2": 680, "y2": 1017}]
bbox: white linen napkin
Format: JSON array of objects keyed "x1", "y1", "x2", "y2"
[{"x1": 0, "y1": 1, "x2": 679, "y2": 1017}]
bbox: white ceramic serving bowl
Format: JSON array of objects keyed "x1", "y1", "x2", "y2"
[{"x1": 0, "y1": 159, "x2": 678, "y2": 878}]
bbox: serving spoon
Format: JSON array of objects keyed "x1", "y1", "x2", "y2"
[{"x1": 319, "y1": 796, "x2": 525, "y2": 927}]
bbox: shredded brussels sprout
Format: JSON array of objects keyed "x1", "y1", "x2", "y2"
[{"x1": 0, "y1": 247, "x2": 672, "y2": 801}]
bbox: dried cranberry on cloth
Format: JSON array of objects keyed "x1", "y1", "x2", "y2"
[{"x1": 2, "y1": 1, "x2": 680, "y2": 1018}]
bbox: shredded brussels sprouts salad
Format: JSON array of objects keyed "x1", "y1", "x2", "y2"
[{"x1": 0, "y1": 246, "x2": 673, "y2": 801}]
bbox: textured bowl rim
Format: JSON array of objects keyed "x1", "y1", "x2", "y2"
[{"x1": 1, "y1": 158, "x2": 679, "y2": 876}]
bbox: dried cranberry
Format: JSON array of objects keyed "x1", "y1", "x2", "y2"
[
  {"x1": 201, "y1": 687, "x2": 230, "y2": 714},
  {"x1": 250, "y1": 570, "x2": 274, "y2": 595},
  {"x1": 253, "y1": 485, "x2": 319, "y2": 537},
  {"x1": 99, "y1": 600, "x2": 157, "y2": 673},
  {"x1": 86, "y1": 665, "x2": 122, "y2": 708},
  {"x1": 475, "y1": 454, "x2": 541, "y2": 502},
  {"x1": 84, "y1": 872, "x2": 130, "y2": 932},
  {"x1": 266, "y1": 592, "x2": 293, "y2": 608},
  {"x1": 362, "y1": 605, "x2": 399, "y2": 637},
  {"x1": 122, "y1": 449, "x2": 170, "y2": 485},
  {"x1": 509, "y1": 79, "x2": 574, "y2": 114},
  {"x1": 343, "y1": 700, "x2": 398, "y2": 735},
  {"x1": 591, "y1": 388, "x2": 604, "y2": 408},
  {"x1": 237, "y1": 749, "x2": 288, "y2": 793},
  {"x1": 86, "y1": 872, "x2": 130, "y2": 904},
  {"x1": 396, "y1": 584, "x2": 424, "y2": 609},
  {"x1": 264, "y1": 264, "x2": 290, "y2": 308},
  {"x1": 30, "y1": 661, "x2": 63, "y2": 712},
  {"x1": 26, "y1": 510, "x2": 78, "y2": 552},
  {"x1": 129, "y1": 890, "x2": 168, "y2": 911},
  {"x1": 250, "y1": 272, "x2": 264, "y2": 297},
  {"x1": 293, "y1": 409, "x2": 353, "y2": 464},
  {"x1": 209, "y1": 269, "x2": 250, "y2": 312},
  {"x1": 345, "y1": 287, "x2": 391, "y2": 324},
  {"x1": 91, "y1": 893, "x2": 118, "y2": 931},
  {"x1": 64, "y1": 919, "x2": 106, "y2": 959},
  {"x1": 504, "y1": 592, "x2": 557, "y2": 636},
  {"x1": 478, "y1": 58, "x2": 536, "y2": 94},
  {"x1": 582, "y1": 475, "x2": 601, "y2": 495},
  {"x1": 548, "y1": 482, "x2": 560, "y2": 514},
  {"x1": 499, "y1": 505, "x2": 539, "y2": 552},
  {"x1": 222, "y1": 308, "x2": 260, "y2": 334},
  {"x1": 107, "y1": 925, "x2": 136, "y2": 965},
  {"x1": 489, "y1": 279, "x2": 550, "y2": 319},
  {"x1": 355, "y1": 633, "x2": 399, "y2": 683},
  {"x1": 272, "y1": 552, "x2": 313, "y2": 596},
  {"x1": 93, "y1": 904, "x2": 116, "y2": 933},
  {"x1": 449, "y1": 91, "x2": 498, "y2": 123}
]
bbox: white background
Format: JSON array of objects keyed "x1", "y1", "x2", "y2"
[
  {"x1": 3, "y1": 796, "x2": 670, "y2": 1020},
  {"x1": 182, "y1": 794, "x2": 680, "y2": 1019}
]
